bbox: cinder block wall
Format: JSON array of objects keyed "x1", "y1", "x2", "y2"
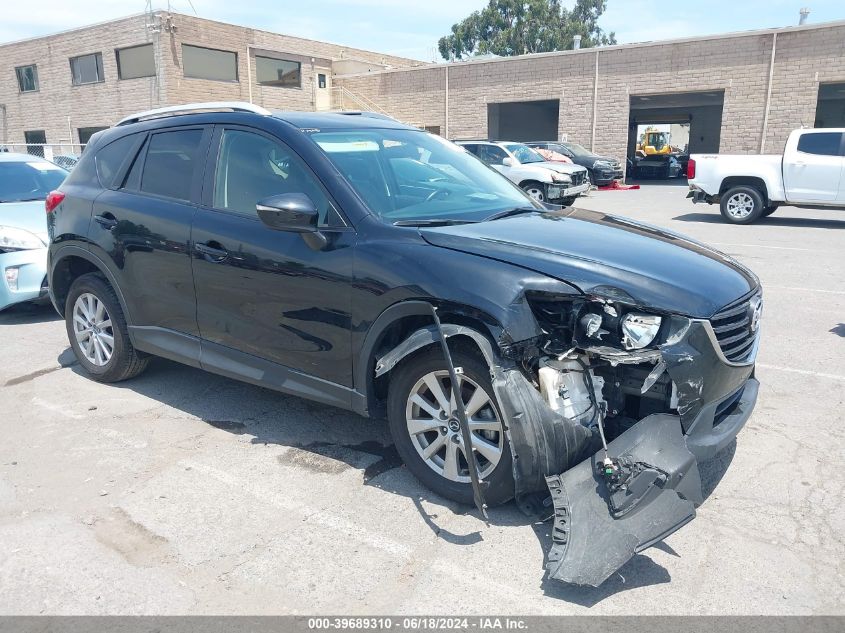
[
  {"x1": 0, "y1": 15, "x2": 161, "y2": 147},
  {"x1": 0, "y1": 11, "x2": 420, "y2": 146},
  {"x1": 336, "y1": 22, "x2": 845, "y2": 160}
]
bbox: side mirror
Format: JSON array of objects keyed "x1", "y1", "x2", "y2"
[
  {"x1": 256, "y1": 193, "x2": 319, "y2": 233},
  {"x1": 502, "y1": 157, "x2": 513, "y2": 167}
]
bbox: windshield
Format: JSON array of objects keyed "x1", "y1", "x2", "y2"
[
  {"x1": 503, "y1": 143, "x2": 545, "y2": 164},
  {"x1": 310, "y1": 130, "x2": 541, "y2": 224},
  {"x1": 562, "y1": 143, "x2": 593, "y2": 158},
  {"x1": 0, "y1": 160, "x2": 68, "y2": 203}
]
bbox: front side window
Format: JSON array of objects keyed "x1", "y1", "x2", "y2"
[
  {"x1": 311, "y1": 130, "x2": 540, "y2": 224},
  {"x1": 15, "y1": 65, "x2": 39, "y2": 92},
  {"x1": 70, "y1": 53, "x2": 105, "y2": 85},
  {"x1": 139, "y1": 129, "x2": 204, "y2": 201},
  {"x1": 255, "y1": 55, "x2": 301, "y2": 88},
  {"x1": 117, "y1": 44, "x2": 155, "y2": 79},
  {"x1": 182, "y1": 44, "x2": 238, "y2": 81},
  {"x1": 797, "y1": 132, "x2": 843, "y2": 156},
  {"x1": 212, "y1": 129, "x2": 338, "y2": 226},
  {"x1": 0, "y1": 160, "x2": 67, "y2": 203}
]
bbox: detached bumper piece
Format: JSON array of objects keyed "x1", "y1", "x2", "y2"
[{"x1": 545, "y1": 415, "x2": 704, "y2": 587}]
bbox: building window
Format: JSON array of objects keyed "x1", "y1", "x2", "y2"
[
  {"x1": 70, "y1": 52, "x2": 105, "y2": 85},
  {"x1": 424, "y1": 125, "x2": 441, "y2": 136},
  {"x1": 116, "y1": 44, "x2": 155, "y2": 80},
  {"x1": 15, "y1": 65, "x2": 39, "y2": 92},
  {"x1": 24, "y1": 130, "x2": 46, "y2": 158},
  {"x1": 182, "y1": 44, "x2": 238, "y2": 82},
  {"x1": 255, "y1": 55, "x2": 301, "y2": 88},
  {"x1": 78, "y1": 126, "x2": 109, "y2": 146},
  {"x1": 318, "y1": 73, "x2": 327, "y2": 89}
]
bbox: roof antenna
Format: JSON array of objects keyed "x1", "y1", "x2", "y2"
[{"x1": 799, "y1": 7, "x2": 810, "y2": 25}]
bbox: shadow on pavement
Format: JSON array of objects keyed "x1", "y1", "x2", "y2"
[
  {"x1": 674, "y1": 212, "x2": 845, "y2": 229},
  {"x1": 58, "y1": 349, "x2": 736, "y2": 605},
  {"x1": 0, "y1": 302, "x2": 61, "y2": 325}
]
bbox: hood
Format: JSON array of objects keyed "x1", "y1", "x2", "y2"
[
  {"x1": 420, "y1": 208, "x2": 758, "y2": 318},
  {"x1": 0, "y1": 200, "x2": 49, "y2": 244},
  {"x1": 534, "y1": 161, "x2": 588, "y2": 176}
]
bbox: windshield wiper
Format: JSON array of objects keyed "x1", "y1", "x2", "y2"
[
  {"x1": 482, "y1": 206, "x2": 539, "y2": 222},
  {"x1": 393, "y1": 219, "x2": 477, "y2": 227}
]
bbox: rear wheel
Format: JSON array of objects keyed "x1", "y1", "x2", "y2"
[
  {"x1": 65, "y1": 273, "x2": 149, "y2": 382},
  {"x1": 387, "y1": 346, "x2": 514, "y2": 506},
  {"x1": 521, "y1": 181, "x2": 546, "y2": 202},
  {"x1": 720, "y1": 186, "x2": 765, "y2": 224}
]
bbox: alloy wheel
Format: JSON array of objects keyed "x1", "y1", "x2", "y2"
[
  {"x1": 404, "y1": 370, "x2": 504, "y2": 483},
  {"x1": 72, "y1": 292, "x2": 114, "y2": 366},
  {"x1": 524, "y1": 187, "x2": 545, "y2": 202},
  {"x1": 725, "y1": 192, "x2": 755, "y2": 219}
]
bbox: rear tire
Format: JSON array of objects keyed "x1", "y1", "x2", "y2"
[
  {"x1": 387, "y1": 346, "x2": 514, "y2": 506},
  {"x1": 65, "y1": 273, "x2": 149, "y2": 383},
  {"x1": 720, "y1": 186, "x2": 765, "y2": 224}
]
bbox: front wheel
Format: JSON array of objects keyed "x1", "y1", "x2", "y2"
[
  {"x1": 387, "y1": 346, "x2": 514, "y2": 506},
  {"x1": 521, "y1": 181, "x2": 546, "y2": 202},
  {"x1": 720, "y1": 186, "x2": 765, "y2": 224}
]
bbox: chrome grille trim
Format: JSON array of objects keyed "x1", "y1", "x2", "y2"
[{"x1": 708, "y1": 291, "x2": 762, "y2": 364}]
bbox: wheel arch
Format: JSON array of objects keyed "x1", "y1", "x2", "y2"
[
  {"x1": 719, "y1": 177, "x2": 769, "y2": 203},
  {"x1": 50, "y1": 246, "x2": 132, "y2": 324},
  {"x1": 356, "y1": 300, "x2": 503, "y2": 417}
]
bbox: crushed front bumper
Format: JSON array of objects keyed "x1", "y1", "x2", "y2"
[
  {"x1": 548, "y1": 181, "x2": 590, "y2": 201},
  {"x1": 0, "y1": 247, "x2": 48, "y2": 311},
  {"x1": 496, "y1": 317, "x2": 759, "y2": 586}
]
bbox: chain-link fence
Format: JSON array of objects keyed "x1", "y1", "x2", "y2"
[{"x1": 0, "y1": 142, "x2": 86, "y2": 164}]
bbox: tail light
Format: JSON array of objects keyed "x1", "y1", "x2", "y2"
[
  {"x1": 686, "y1": 159, "x2": 696, "y2": 179},
  {"x1": 45, "y1": 191, "x2": 65, "y2": 214}
]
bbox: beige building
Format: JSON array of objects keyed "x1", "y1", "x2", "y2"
[
  {"x1": 2, "y1": 12, "x2": 845, "y2": 164},
  {"x1": 0, "y1": 10, "x2": 420, "y2": 154}
]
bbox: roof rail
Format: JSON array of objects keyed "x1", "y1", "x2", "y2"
[
  {"x1": 334, "y1": 111, "x2": 398, "y2": 122},
  {"x1": 116, "y1": 102, "x2": 272, "y2": 126}
]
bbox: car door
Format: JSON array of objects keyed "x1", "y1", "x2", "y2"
[
  {"x1": 191, "y1": 125, "x2": 356, "y2": 388},
  {"x1": 89, "y1": 126, "x2": 211, "y2": 338},
  {"x1": 783, "y1": 131, "x2": 844, "y2": 202}
]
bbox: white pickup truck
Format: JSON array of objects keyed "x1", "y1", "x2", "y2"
[{"x1": 688, "y1": 128, "x2": 845, "y2": 224}]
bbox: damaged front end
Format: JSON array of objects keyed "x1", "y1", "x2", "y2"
[
  {"x1": 375, "y1": 288, "x2": 760, "y2": 587},
  {"x1": 500, "y1": 289, "x2": 761, "y2": 586}
]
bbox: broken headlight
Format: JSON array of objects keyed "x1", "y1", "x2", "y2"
[
  {"x1": 620, "y1": 313, "x2": 662, "y2": 350},
  {"x1": 550, "y1": 172, "x2": 572, "y2": 184}
]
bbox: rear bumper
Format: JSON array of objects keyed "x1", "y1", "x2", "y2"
[{"x1": 0, "y1": 248, "x2": 48, "y2": 311}]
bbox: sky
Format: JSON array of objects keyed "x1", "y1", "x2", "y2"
[{"x1": 2, "y1": 0, "x2": 844, "y2": 61}]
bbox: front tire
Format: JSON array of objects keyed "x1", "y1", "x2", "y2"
[
  {"x1": 720, "y1": 185, "x2": 765, "y2": 224},
  {"x1": 387, "y1": 346, "x2": 514, "y2": 506},
  {"x1": 521, "y1": 181, "x2": 546, "y2": 202},
  {"x1": 65, "y1": 273, "x2": 149, "y2": 382}
]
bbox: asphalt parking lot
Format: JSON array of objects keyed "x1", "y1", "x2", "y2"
[{"x1": 1, "y1": 181, "x2": 843, "y2": 615}]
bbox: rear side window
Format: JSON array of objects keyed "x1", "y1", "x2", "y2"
[
  {"x1": 139, "y1": 129, "x2": 204, "y2": 201},
  {"x1": 95, "y1": 134, "x2": 142, "y2": 188},
  {"x1": 797, "y1": 132, "x2": 843, "y2": 156}
]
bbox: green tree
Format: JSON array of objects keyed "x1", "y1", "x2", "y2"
[{"x1": 438, "y1": 0, "x2": 616, "y2": 60}]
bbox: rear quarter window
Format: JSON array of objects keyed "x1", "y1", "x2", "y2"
[{"x1": 95, "y1": 133, "x2": 144, "y2": 188}]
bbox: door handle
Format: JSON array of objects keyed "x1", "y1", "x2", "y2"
[
  {"x1": 194, "y1": 241, "x2": 229, "y2": 262},
  {"x1": 94, "y1": 213, "x2": 118, "y2": 230}
]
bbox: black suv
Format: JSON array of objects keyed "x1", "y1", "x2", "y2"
[
  {"x1": 47, "y1": 103, "x2": 761, "y2": 586},
  {"x1": 527, "y1": 141, "x2": 624, "y2": 186}
]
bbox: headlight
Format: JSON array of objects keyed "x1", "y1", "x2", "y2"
[
  {"x1": 551, "y1": 172, "x2": 572, "y2": 184},
  {"x1": 0, "y1": 226, "x2": 46, "y2": 252},
  {"x1": 621, "y1": 313, "x2": 663, "y2": 349},
  {"x1": 593, "y1": 160, "x2": 612, "y2": 169}
]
